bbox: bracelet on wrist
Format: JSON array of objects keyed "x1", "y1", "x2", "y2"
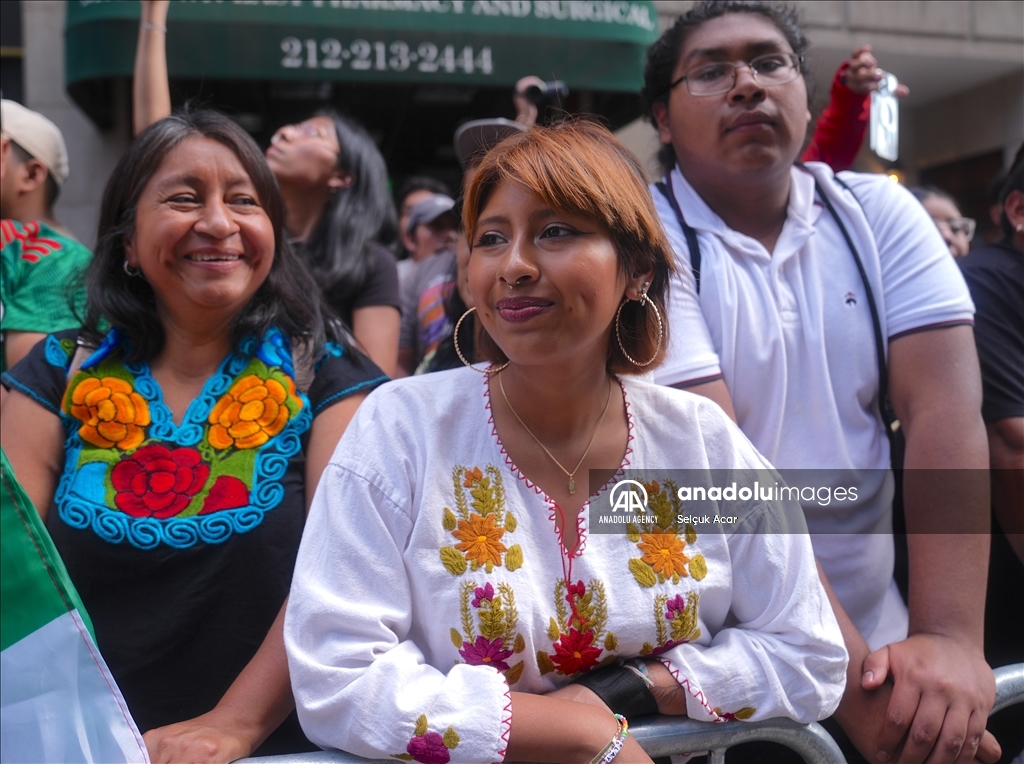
[
  {"x1": 620, "y1": 657, "x2": 655, "y2": 688},
  {"x1": 590, "y1": 713, "x2": 629, "y2": 764},
  {"x1": 141, "y1": 20, "x2": 167, "y2": 34}
]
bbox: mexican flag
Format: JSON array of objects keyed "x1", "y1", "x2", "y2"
[{"x1": 1, "y1": 448, "x2": 149, "y2": 763}]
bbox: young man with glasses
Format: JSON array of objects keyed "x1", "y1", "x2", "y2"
[{"x1": 644, "y1": 3, "x2": 999, "y2": 763}]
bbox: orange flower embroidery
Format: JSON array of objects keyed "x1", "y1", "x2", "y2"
[
  {"x1": 638, "y1": 528, "x2": 690, "y2": 579},
  {"x1": 452, "y1": 512, "x2": 507, "y2": 569},
  {"x1": 463, "y1": 466, "x2": 483, "y2": 487},
  {"x1": 208, "y1": 374, "x2": 298, "y2": 450},
  {"x1": 68, "y1": 376, "x2": 151, "y2": 450}
]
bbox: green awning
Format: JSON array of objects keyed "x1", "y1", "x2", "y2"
[{"x1": 66, "y1": 0, "x2": 659, "y2": 94}]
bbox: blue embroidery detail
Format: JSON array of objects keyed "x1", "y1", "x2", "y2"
[
  {"x1": 314, "y1": 341, "x2": 346, "y2": 373},
  {"x1": 256, "y1": 327, "x2": 296, "y2": 379},
  {"x1": 1, "y1": 373, "x2": 61, "y2": 415},
  {"x1": 44, "y1": 335, "x2": 70, "y2": 368},
  {"x1": 55, "y1": 327, "x2": 311, "y2": 550},
  {"x1": 80, "y1": 328, "x2": 121, "y2": 370},
  {"x1": 313, "y1": 375, "x2": 388, "y2": 415}
]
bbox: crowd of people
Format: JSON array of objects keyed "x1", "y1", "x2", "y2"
[{"x1": 0, "y1": 1, "x2": 1021, "y2": 763}]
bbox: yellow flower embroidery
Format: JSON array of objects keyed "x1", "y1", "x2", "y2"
[
  {"x1": 208, "y1": 374, "x2": 298, "y2": 450},
  {"x1": 68, "y1": 376, "x2": 151, "y2": 450},
  {"x1": 637, "y1": 528, "x2": 690, "y2": 579},
  {"x1": 452, "y1": 512, "x2": 507, "y2": 569}
]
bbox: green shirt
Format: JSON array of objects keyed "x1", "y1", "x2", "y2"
[{"x1": 1, "y1": 219, "x2": 91, "y2": 373}]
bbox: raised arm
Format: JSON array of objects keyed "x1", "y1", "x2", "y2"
[{"x1": 133, "y1": 0, "x2": 172, "y2": 136}]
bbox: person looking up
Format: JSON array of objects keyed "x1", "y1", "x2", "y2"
[
  {"x1": 134, "y1": 0, "x2": 400, "y2": 376},
  {"x1": 911, "y1": 185, "x2": 976, "y2": 258},
  {"x1": 1, "y1": 108, "x2": 386, "y2": 764},
  {"x1": 0, "y1": 100, "x2": 92, "y2": 375},
  {"x1": 644, "y1": 2, "x2": 998, "y2": 762}
]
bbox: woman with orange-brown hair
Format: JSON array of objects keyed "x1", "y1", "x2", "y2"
[{"x1": 285, "y1": 121, "x2": 847, "y2": 763}]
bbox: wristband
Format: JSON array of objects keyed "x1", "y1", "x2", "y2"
[
  {"x1": 590, "y1": 713, "x2": 629, "y2": 764},
  {"x1": 572, "y1": 663, "x2": 658, "y2": 718},
  {"x1": 141, "y1": 20, "x2": 167, "y2": 33}
]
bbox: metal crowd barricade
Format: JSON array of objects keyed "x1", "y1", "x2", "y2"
[{"x1": 241, "y1": 663, "x2": 1024, "y2": 764}]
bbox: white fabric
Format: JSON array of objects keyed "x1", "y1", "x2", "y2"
[
  {"x1": 652, "y1": 163, "x2": 975, "y2": 648},
  {"x1": 286, "y1": 370, "x2": 847, "y2": 763},
  {"x1": 1, "y1": 610, "x2": 149, "y2": 764}
]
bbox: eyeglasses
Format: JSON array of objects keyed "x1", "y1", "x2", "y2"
[
  {"x1": 935, "y1": 217, "x2": 977, "y2": 241},
  {"x1": 670, "y1": 52, "x2": 804, "y2": 96}
]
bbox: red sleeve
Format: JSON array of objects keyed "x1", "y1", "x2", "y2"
[{"x1": 801, "y1": 62, "x2": 870, "y2": 172}]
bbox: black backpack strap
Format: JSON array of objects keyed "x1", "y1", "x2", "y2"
[
  {"x1": 813, "y1": 178, "x2": 895, "y2": 440},
  {"x1": 655, "y1": 175, "x2": 702, "y2": 295}
]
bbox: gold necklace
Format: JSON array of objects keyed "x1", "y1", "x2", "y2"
[{"x1": 499, "y1": 372, "x2": 613, "y2": 495}]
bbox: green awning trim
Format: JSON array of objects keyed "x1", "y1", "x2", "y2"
[{"x1": 66, "y1": 0, "x2": 659, "y2": 92}]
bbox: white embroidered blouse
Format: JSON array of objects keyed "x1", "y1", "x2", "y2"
[{"x1": 285, "y1": 369, "x2": 848, "y2": 764}]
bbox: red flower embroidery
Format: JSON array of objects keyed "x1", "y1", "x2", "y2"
[
  {"x1": 200, "y1": 475, "x2": 249, "y2": 514},
  {"x1": 459, "y1": 636, "x2": 513, "y2": 672},
  {"x1": 550, "y1": 628, "x2": 602, "y2": 675},
  {"x1": 406, "y1": 732, "x2": 450, "y2": 764},
  {"x1": 111, "y1": 444, "x2": 209, "y2": 518}
]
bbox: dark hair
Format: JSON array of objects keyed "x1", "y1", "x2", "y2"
[
  {"x1": 999, "y1": 143, "x2": 1024, "y2": 240},
  {"x1": 909, "y1": 185, "x2": 960, "y2": 209},
  {"x1": 9, "y1": 139, "x2": 60, "y2": 209},
  {"x1": 84, "y1": 107, "x2": 337, "y2": 364},
  {"x1": 300, "y1": 110, "x2": 397, "y2": 312},
  {"x1": 463, "y1": 120, "x2": 675, "y2": 375},
  {"x1": 396, "y1": 176, "x2": 452, "y2": 211},
  {"x1": 643, "y1": 0, "x2": 810, "y2": 172}
]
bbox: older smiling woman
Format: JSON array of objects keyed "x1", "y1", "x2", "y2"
[
  {"x1": 0, "y1": 109, "x2": 387, "y2": 762},
  {"x1": 284, "y1": 122, "x2": 847, "y2": 764}
]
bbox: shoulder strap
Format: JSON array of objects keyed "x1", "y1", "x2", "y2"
[
  {"x1": 813, "y1": 178, "x2": 895, "y2": 439},
  {"x1": 655, "y1": 175, "x2": 702, "y2": 295}
]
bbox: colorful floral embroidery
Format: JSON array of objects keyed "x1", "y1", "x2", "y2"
[
  {"x1": 111, "y1": 444, "x2": 208, "y2": 518},
  {"x1": 54, "y1": 327, "x2": 312, "y2": 549},
  {"x1": 538, "y1": 579, "x2": 618, "y2": 676},
  {"x1": 208, "y1": 372, "x2": 300, "y2": 450},
  {"x1": 440, "y1": 465, "x2": 522, "y2": 575},
  {"x1": 393, "y1": 715, "x2": 459, "y2": 763},
  {"x1": 66, "y1": 374, "x2": 151, "y2": 450},
  {"x1": 641, "y1": 591, "x2": 702, "y2": 656},
  {"x1": 714, "y1": 706, "x2": 757, "y2": 721},
  {"x1": 626, "y1": 480, "x2": 707, "y2": 586},
  {"x1": 450, "y1": 581, "x2": 526, "y2": 683}
]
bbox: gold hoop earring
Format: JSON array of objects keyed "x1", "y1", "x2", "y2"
[
  {"x1": 614, "y1": 292, "x2": 664, "y2": 367},
  {"x1": 453, "y1": 307, "x2": 510, "y2": 375}
]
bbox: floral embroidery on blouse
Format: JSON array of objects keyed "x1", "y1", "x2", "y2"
[
  {"x1": 393, "y1": 715, "x2": 460, "y2": 763},
  {"x1": 450, "y1": 580, "x2": 527, "y2": 684},
  {"x1": 440, "y1": 465, "x2": 522, "y2": 575},
  {"x1": 55, "y1": 327, "x2": 312, "y2": 549},
  {"x1": 641, "y1": 591, "x2": 702, "y2": 656},
  {"x1": 627, "y1": 480, "x2": 708, "y2": 587},
  {"x1": 538, "y1": 579, "x2": 618, "y2": 677},
  {"x1": 714, "y1": 706, "x2": 757, "y2": 721}
]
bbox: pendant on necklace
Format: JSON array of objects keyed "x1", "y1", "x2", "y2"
[{"x1": 568, "y1": 478, "x2": 577, "y2": 495}]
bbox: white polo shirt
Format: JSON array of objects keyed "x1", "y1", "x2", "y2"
[{"x1": 652, "y1": 162, "x2": 974, "y2": 649}]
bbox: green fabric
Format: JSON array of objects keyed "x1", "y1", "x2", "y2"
[
  {"x1": 66, "y1": 0, "x2": 658, "y2": 91},
  {"x1": 0, "y1": 448, "x2": 95, "y2": 652},
  {"x1": 1, "y1": 219, "x2": 92, "y2": 373}
]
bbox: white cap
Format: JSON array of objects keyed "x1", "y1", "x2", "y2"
[{"x1": 1, "y1": 99, "x2": 70, "y2": 188}]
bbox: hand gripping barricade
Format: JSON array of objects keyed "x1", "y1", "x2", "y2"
[{"x1": 240, "y1": 663, "x2": 1024, "y2": 764}]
